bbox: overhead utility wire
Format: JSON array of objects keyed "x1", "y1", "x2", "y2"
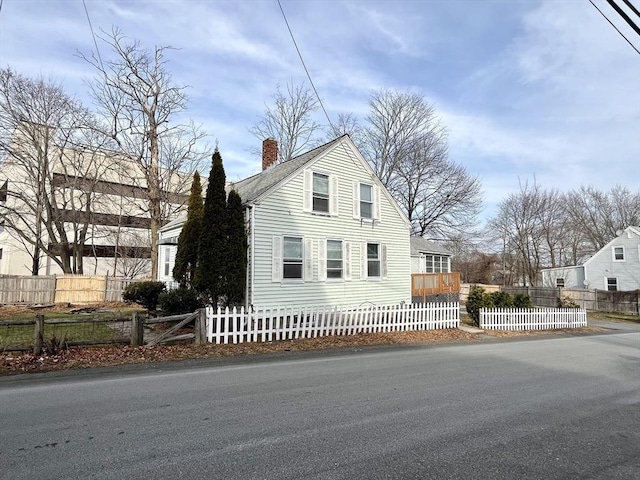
[
  {"x1": 621, "y1": 0, "x2": 640, "y2": 19},
  {"x1": 589, "y1": 0, "x2": 640, "y2": 54},
  {"x1": 277, "y1": 0, "x2": 335, "y2": 132},
  {"x1": 82, "y1": 0, "x2": 105, "y2": 72},
  {"x1": 606, "y1": 0, "x2": 640, "y2": 35}
]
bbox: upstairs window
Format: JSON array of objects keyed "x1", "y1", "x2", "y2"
[
  {"x1": 360, "y1": 184, "x2": 373, "y2": 219},
  {"x1": 304, "y1": 171, "x2": 338, "y2": 215},
  {"x1": 312, "y1": 173, "x2": 329, "y2": 213},
  {"x1": 613, "y1": 246, "x2": 625, "y2": 261}
]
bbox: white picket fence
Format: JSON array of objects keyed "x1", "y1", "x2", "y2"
[
  {"x1": 479, "y1": 307, "x2": 587, "y2": 330},
  {"x1": 206, "y1": 302, "x2": 460, "y2": 344}
]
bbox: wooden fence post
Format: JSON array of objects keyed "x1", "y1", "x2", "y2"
[
  {"x1": 34, "y1": 314, "x2": 44, "y2": 355},
  {"x1": 195, "y1": 308, "x2": 207, "y2": 345},
  {"x1": 131, "y1": 312, "x2": 144, "y2": 347}
]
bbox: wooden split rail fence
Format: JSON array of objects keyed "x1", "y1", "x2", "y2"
[{"x1": 206, "y1": 302, "x2": 460, "y2": 344}]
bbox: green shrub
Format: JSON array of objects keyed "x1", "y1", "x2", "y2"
[
  {"x1": 513, "y1": 293, "x2": 533, "y2": 308},
  {"x1": 466, "y1": 285, "x2": 494, "y2": 326},
  {"x1": 490, "y1": 291, "x2": 514, "y2": 308},
  {"x1": 123, "y1": 281, "x2": 166, "y2": 311},
  {"x1": 158, "y1": 287, "x2": 204, "y2": 315}
]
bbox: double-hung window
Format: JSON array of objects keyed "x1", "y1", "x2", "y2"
[
  {"x1": 556, "y1": 278, "x2": 565, "y2": 287},
  {"x1": 283, "y1": 236, "x2": 303, "y2": 279},
  {"x1": 360, "y1": 184, "x2": 373, "y2": 219},
  {"x1": 327, "y1": 240, "x2": 343, "y2": 279},
  {"x1": 367, "y1": 243, "x2": 380, "y2": 278},
  {"x1": 312, "y1": 173, "x2": 330, "y2": 213},
  {"x1": 606, "y1": 277, "x2": 618, "y2": 291},
  {"x1": 164, "y1": 247, "x2": 171, "y2": 277},
  {"x1": 613, "y1": 246, "x2": 625, "y2": 261}
]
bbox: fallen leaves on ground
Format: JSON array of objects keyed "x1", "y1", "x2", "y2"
[{"x1": 1, "y1": 329, "x2": 478, "y2": 375}]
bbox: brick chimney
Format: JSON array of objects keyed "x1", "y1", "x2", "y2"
[{"x1": 262, "y1": 138, "x2": 278, "y2": 170}]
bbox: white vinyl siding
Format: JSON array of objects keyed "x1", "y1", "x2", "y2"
[{"x1": 252, "y1": 138, "x2": 410, "y2": 308}]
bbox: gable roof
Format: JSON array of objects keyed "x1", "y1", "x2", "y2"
[
  {"x1": 231, "y1": 135, "x2": 347, "y2": 203},
  {"x1": 410, "y1": 236, "x2": 451, "y2": 256},
  {"x1": 582, "y1": 225, "x2": 640, "y2": 267}
]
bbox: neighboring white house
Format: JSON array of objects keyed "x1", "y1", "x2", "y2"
[
  {"x1": 158, "y1": 135, "x2": 412, "y2": 308},
  {"x1": 541, "y1": 226, "x2": 640, "y2": 291},
  {"x1": 410, "y1": 236, "x2": 452, "y2": 274}
]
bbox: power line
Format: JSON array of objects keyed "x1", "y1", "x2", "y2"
[
  {"x1": 277, "y1": 0, "x2": 335, "y2": 132},
  {"x1": 82, "y1": 0, "x2": 105, "y2": 71},
  {"x1": 589, "y1": 0, "x2": 640, "y2": 54},
  {"x1": 621, "y1": 0, "x2": 640, "y2": 19},
  {"x1": 606, "y1": 0, "x2": 640, "y2": 36}
]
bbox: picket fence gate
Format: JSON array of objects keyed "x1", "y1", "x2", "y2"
[
  {"x1": 479, "y1": 307, "x2": 587, "y2": 330},
  {"x1": 206, "y1": 302, "x2": 460, "y2": 344}
]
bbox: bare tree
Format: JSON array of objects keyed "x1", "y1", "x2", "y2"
[
  {"x1": 362, "y1": 90, "x2": 481, "y2": 238},
  {"x1": 324, "y1": 113, "x2": 365, "y2": 151},
  {"x1": 80, "y1": 27, "x2": 207, "y2": 279},
  {"x1": 0, "y1": 68, "x2": 116, "y2": 274},
  {"x1": 565, "y1": 185, "x2": 640, "y2": 251},
  {"x1": 249, "y1": 82, "x2": 321, "y2": 163}
]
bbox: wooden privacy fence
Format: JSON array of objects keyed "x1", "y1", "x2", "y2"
[
  {"x1": 0, "y1": 276, "x2": 56, "y2": 304},
  {"x1": 412, "y1": 273, "x2": 461, "y2": 300},
  {"x1": 0, "y1": 275, "x2": 139, "y2": 304},
  {"x1": 479, "y1": 307, "x2": 587, "y2": 330},
  {"x1": 206, "y1": 302, "x2": 460, "y2": 344}
]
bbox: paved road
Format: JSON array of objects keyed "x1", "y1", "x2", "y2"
[{"x1": 1, "y1": 332, "x2": 639, "y2": 479}]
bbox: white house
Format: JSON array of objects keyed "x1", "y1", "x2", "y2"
[
  {"x1": 410, "y1": 237, "x2": 451, "y2": 274},
  {"x1": 541, "y1": 226, "x2": 640, "y2": 291},
  {"x1": 158, "y1": 135, "x2": 412, "y2": 308}
]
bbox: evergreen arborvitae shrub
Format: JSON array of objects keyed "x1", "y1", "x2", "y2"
[
  {"x1": 173, "y1": 171, "x2": 204, "y2": 287},
  {"x1": 225, "y1": 189, "x2": 247, "y2": 307},
  {"x1": 123, "y1": 281, "x2": 166, "y2": 311},
  {"x1": 466, "y1": 285, "x2": 494, "y2": 326},
  {"x1": 513, "y1": 293, "x2": 533, "y2": 308},
  {"x1": 194, "y1": 149, "x2": 228, "y2": 306},
  {"x1": 490, "y1": 290, "x2": 514, "y2": 308},
  {"x1": 158, "y1": 287, "x2": 204, "y2": 315}
]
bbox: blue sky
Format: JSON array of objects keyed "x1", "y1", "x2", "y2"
[{"x1": 1, "y1": 0, "x2": 639, "y2": 220}]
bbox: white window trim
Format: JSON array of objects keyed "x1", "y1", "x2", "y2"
[
  {"x1": 304, "y1": 169, "x2": 338, "y2": 216},
  {"x1": 605, "y1": 276, "x2": 618, "y2": 291},
  {"x1": 273, "y1": 235, "x2": 312, "y2": 283},
  {"x1": 361, "y1": 242, "x2": 387, "y2": 281},
  {"x1": 320, "y1": 238, "x2": 347, "y2": 282},
  {"x1": 353, "y1": 181, "x2": 381, "y2": 222},
  {"x1": 612, "y1": 246, "x2": 625, "y2": 262}
]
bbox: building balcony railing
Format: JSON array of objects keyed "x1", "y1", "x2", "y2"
[{"x1": 411, "y1": 272, "x2": 461, "y2": 299}]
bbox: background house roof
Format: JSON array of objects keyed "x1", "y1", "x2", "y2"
[{"x1": 410, "y1": 236, "x2": 451, "y2": 256}]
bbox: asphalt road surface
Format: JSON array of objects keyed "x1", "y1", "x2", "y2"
[{"x1": 1, "y1": 331, "x2": 639, "y2": 479}]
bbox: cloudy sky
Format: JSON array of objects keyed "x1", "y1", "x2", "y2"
[{"x1": 1, "y1": 0, "x2": 639, "y2": 220}]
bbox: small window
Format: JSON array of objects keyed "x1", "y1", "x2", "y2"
[
  {"x1": 164, "y1": 247, "x2": 171, "y2": 277},
  {"x1": 0, "y1": 248, "x2": 3, "y2": 260},
  {"x1": 613, "y1": 246, "x2": 624, "y2": 261},
  {"x1": 327, "y1": 240, "x2": 343, "y2": 279},
  {"x1": 313, "y1": 173, "x2": 329, "y2": 213},
  {"x1": 367, "y1": 243, "x2": 380, "y2": 278},
  {"x1": 556, "y1": 278, "x2": 565, "y2": 287},
  {"x1": 283, "y1": 236, "x2": 303, "y2": 279},
  {"x1": 606, "y1": 277, "x2": 618, "y2": 291},
  {"x1": 360, "y1": 184, "x2": 373, "y2": 219}
]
